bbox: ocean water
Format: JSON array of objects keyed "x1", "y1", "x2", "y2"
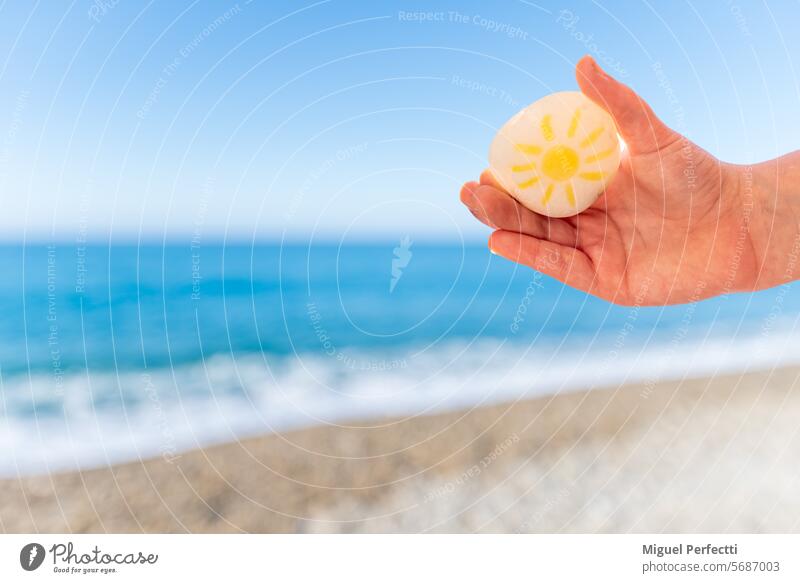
[{"x1": 2, "y1": 242, "x2": 800, "y2": 476}]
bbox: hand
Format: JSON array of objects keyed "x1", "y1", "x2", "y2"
[{"x1": 461, "y1": 55, "x2": 770, "y2": 306}]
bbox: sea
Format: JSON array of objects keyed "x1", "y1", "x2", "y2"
[{"x1": 1, "y1": 242, "x2": 799, "y2": 476}]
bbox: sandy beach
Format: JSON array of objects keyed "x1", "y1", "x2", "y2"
[{"x1": 2, "y1": 367, "x2": 799, "y2": 533}]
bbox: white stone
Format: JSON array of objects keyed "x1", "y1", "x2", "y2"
[{"x1": 488, "y1": 91, "x2": 621, "y2": 218}]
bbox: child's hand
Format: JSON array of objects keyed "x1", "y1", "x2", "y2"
[{"x1": 461, "y1": 56, "x2": 796, "y2": 306}]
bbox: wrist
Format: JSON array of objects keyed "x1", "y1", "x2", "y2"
[{"x1": 741, "y1": 155, "x2": 800, "y2": 288}]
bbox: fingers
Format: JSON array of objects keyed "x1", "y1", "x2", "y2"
[
  {"x1": 479, "y1": 168, "x2": 504, "y2": 190},
  {"x1": 576, "y1": 55, "x2": 679, "y2": 155},
  {"x1": 461, "y1": 181, "x2": 498, "y2": 228},
  {"x1": 488, "y1": 230, "x2": 597, "y2": 294},
  {"x1": 461, "y1": 180, "x2": 578, "y2": 246}
]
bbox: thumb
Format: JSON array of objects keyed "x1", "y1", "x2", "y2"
[{"x1": 576, "y1": 55, "x2": 678, "y2": 155}]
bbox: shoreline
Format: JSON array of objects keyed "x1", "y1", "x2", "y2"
[
  {"x1": 2, "y1": 366, "x2": 799, "y2": 533},
  {"x1": 6, "y1": 327, "x2": 800, "y2": 479}
]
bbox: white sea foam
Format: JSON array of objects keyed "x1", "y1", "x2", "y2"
[{"x1": 1, "y1": 321, "x2": 799, "y2": 477}]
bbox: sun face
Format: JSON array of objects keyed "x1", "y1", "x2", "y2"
[{"x1": 488, "y1": 92, "x2": 621, "y2": 218}]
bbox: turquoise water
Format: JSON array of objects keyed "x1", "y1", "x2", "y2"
[{"x1": 1, "y1": 242, "x2": 799, "y2": 474}]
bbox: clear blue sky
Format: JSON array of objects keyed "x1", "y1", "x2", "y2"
[{"x1": 1, "y1": 0, "x2": 798, "y2": 242}]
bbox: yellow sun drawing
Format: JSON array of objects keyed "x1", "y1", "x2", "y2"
[
  {"x1": 513, "y1": 110, "x2": 614, "y2": 209},
  {"x1": 488, "y1": 92, "x2": 621, "y2": 218}
]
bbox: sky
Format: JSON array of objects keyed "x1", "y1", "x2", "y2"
[{"x1": 0, "y1": 0, "x2": 799, "y2": 243}]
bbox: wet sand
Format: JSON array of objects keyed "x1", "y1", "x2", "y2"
[{"x1": 2, "y1": 367, "x2": 799, "y2": 533}]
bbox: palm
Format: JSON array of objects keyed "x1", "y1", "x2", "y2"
[
  {"x1": 462, "y1": 57, "x2": 751, "y2": 306},
  {"x1": 573, "y1": 141, "x2": 748, "y2": 304}
]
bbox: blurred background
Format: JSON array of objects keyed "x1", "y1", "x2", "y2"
[{"x1": 1, "y1": 0, "x2": 799, "y2": 532}]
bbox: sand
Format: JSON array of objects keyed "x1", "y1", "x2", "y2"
[{"x1": 2, "y1": 367, "x2": 799, "y2": 533}]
